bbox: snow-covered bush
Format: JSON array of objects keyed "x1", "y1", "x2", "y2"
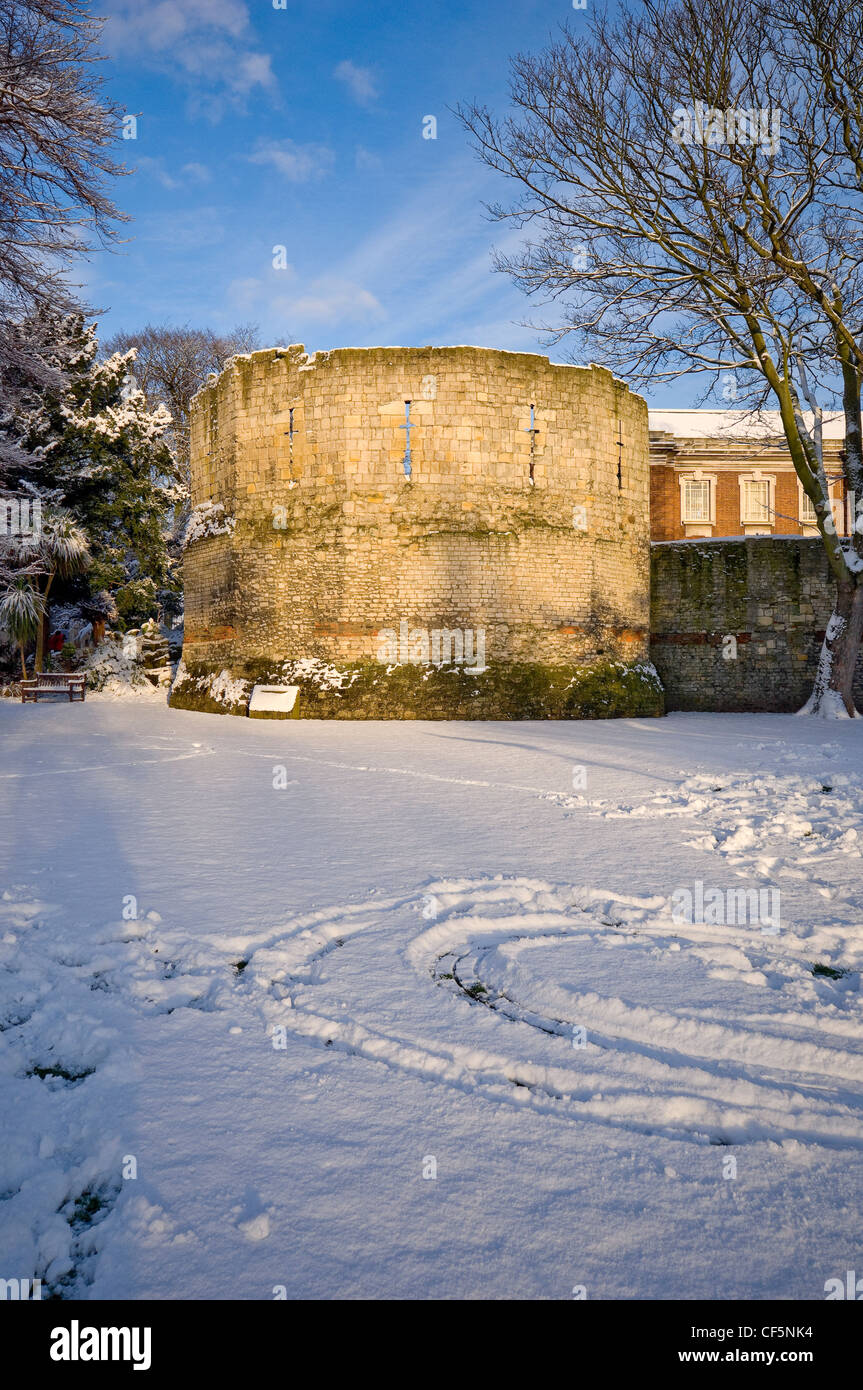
[{"x1": 183, "y1": 501, "x2": 236, "y2": 547}]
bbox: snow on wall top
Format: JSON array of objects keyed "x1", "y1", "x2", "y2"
[
  {"x1": 649, "y1": 408, "x2": 846, "y2": 440},
  {"x1": 190, "y1": 343, "x2": 639, "y2": 402}
]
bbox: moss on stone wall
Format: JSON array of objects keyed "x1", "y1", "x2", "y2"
[
  {"x1": 169, "y1": 657, "x2": 664, "y2": 721},
  {"x1": 650, "y1": 538, "x2": 863, "y2": 711}
]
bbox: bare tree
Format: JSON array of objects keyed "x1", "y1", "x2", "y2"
[
  {"x1": 0, "y1": 0, "x2": 127, "y2": 467},
  {"x1": 458, "y1": 0, "x2": 863, "y2": 717},
  {"x1": 100, "y1": 322, "x2": 264, "y2": 486}
]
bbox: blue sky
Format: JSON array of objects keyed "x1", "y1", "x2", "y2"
[{"x1": 89, "y1": 0, "x2": 686, "y2": 403}]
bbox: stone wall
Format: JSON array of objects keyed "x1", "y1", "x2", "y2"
[
  {"x1": 650, "y1": 538, "x2": 863, "y2": 711},
  {"x1": 176, "y1": 344, "x2": 656, "y2": 718}
]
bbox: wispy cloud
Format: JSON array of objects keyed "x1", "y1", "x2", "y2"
[
  {"x1": 249, "y1": 139, "x2": 335, "y2": 183},
  {"x1": 181, "y1": 162, "x2": 212, "y2": 185},
  {"x1": 293, "y1": 158, "x2": 539, "y2": 349},
  {"x1": 333, "y1": 60, "x2": 378, "y2": 107},
  {"x1": 226, "y1": 271, "x2": 383, "y2": 332},
  {"x1": 355, "y1": 147, "x2": 384, "y2": 173},
  {"x1": 333, "y1": 165, "x2": 516, "y2": 314},
  {"x1": 228, "y1": 275, "x2": 293, "y2": 315},
  {"x1": 102, "y1": 0, "x2": 275, "y2": 113},
  {"x1": 290, "y1": 280, "x2": 385, "y2": 325},
  {"x1": 133, "y1": 157, "x2": 212, "y2": 190},
  {"x1": 218, "y1": 158, "x2": 533, "y2": 350},
  {"x1": 134, "y1": 155, "x2": 180, "y2": 189}
]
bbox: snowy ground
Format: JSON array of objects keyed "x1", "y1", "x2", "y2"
[{"x1": 1, "y1": 701, "x2": 862, "y2": 1300}]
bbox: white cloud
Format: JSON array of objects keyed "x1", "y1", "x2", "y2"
[
  {"x1": 232, "y1": 52, "x2": 276, "y2": 93},
  {"x1": 102, "y1": 0, "x2": 275, "y2": 110},
  {"x1": 298, "y1": 158, "x2": 540, "y2": 348},
  {"x1": 134, "y1": 155, "x2": 179, "y2": 189},
  {"x1": 249, "y1": 140, "x2": 335, "y2": 183},
  {"x1": 133, "y1": 157, "x2": 213, "y2": 191},
  {"x1": 228, "y1": 277, "x2": 265, "y2": 312},
  {"x1": 104, "y1": 0, "x2": 249, "y2": 50},
  {"x1": 224, "y1": 271, "x2": 383, "y2": 330},
  {"x1": 214, "y1": 158, "x2": 543, "y2": 353},
  {"x1": 181, "y1": 163, "x2": 212, "y2": 185},
  {"x1": 355, "y1": 146, "x2": 383, "y2": 173},
  {"x1": 333, "y1": 60, "x2": 378, "y2": 107},
  {"x1": 289, "y1": 280, "x2": 385, "y2": 325}
]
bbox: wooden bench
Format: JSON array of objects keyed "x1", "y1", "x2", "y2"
[{"x1": 21, "y1": 672, "x2": 86, "y2": 703}]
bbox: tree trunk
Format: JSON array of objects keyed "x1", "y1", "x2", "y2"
[
  {"x1": 19, "y1": 644, "x2": 27, "y2": 680},
  {"x1": 35, "y1": 607, "x2": 47, "y2": 672},
  {"x1": 34, "y1": 572, "x2": 54, "y2": 673},
  {"x1": 798, "y1": 579, "x2": 863, "y2": 717}
]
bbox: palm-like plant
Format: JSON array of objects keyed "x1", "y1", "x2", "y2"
[
  {"x1": 32, "y1": 509, "x2": 91, "y2": 671},
  {"x1": 0, "y1": 508, "x2": 91, "y2": 674},
  {"x1": 0, "y1": 577, "x2": 44, "y2": 679}
]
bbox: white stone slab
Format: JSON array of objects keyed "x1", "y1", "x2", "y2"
[{"x1": 248, "y1": 684, "x2": 300, "y2": 717}]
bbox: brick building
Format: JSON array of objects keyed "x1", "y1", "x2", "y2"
[{"x1": 649, "y1": 409, "x2": 849, "y2": 541}]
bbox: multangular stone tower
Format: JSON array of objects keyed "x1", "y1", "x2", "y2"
[{"x1": 172, "y1": 343, "x2": 660, "y2": 718}]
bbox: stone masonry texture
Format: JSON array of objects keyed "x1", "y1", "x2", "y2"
[
  {"x1": 651, "y1": 538, "x2": 863, "y2": 711},
  {"x1": 179, "y1": 345, "x2": 652, "y2": 706}
]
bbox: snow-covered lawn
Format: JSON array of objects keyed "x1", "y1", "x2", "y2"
[{"x1": 2, "y1": 702, "x2": 862, "y2": 1299}]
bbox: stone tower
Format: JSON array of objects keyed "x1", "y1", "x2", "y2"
[{"x1": 172, "y1": 344, "x2": 660, "y2": 717}]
